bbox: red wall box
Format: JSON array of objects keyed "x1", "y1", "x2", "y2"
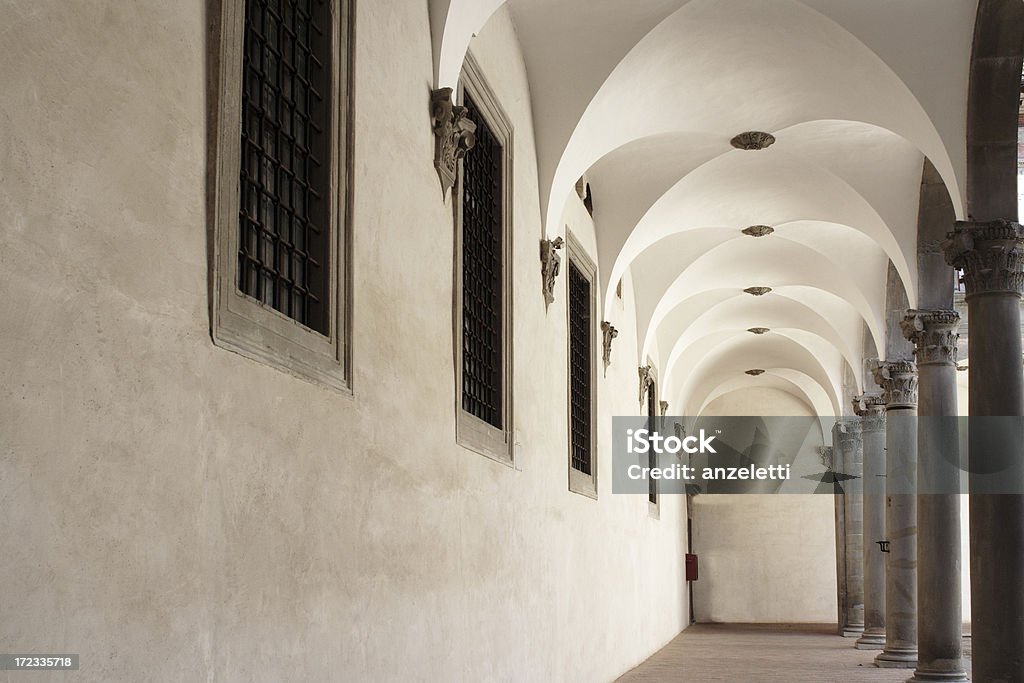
[{"x1": 685, "y1": 553, "x2": 698, "y2": 582}]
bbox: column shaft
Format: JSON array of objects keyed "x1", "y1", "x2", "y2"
[
  {"x1": 903, "y1": 309, "x2": 966, "y2": 683},
  {"x1": 874, "y1": 361, "x2": 919, "y2": 669},
  {"x1": 839, "y1": 422, "x2": 865, "y2": 637},
  {"x1": 856, "y1": 397, "x2": 887, "y2": 650}
]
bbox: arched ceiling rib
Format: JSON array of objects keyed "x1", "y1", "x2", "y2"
[
  {"x1": 671, "y1": 334, "x2": 844, "y2": 418},
  {"x1": 663, "y1": 329, "x2": 853, "y2": 416},
  {"x1": 653, "y1": 295, "x2": 863, "y2": 394},
  {"x1": 695, "y1": 372, "x2": 834, "y2": 421},
  {"x1": 639, "y1": 238, "x2": 885, "y2": 359}
]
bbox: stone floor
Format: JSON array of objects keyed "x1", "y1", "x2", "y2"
[{"x1": 617, "y1": 624, "x2": 972, "y2": 682}]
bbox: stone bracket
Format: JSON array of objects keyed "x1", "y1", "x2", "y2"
[
  {"x1": 601, "y1": 322, "x2": 617, "y2": 376},
  {"x1": 540, "y1": 237, "x2": 564, "y2": 309},
  {"x1": 431, "y1": 88, "x2": 476, "y2": 197},
  {"x1": 638, "y1": 364, "x2": 654, "y2": 405}
]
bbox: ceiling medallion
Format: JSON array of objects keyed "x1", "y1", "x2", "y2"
[
  {"x1": 730, "y1": 131, "x2": 776, "y2": 150},
  {"x1": 742, "y1": 224, "x2": 774, "y2": 237},
  {"x1": 748, "y1": 327, "x2": 771, "y2": 335},
  {"x1": 746, "y1": 369, "x2": 766, "y2": 376},
  {"x1": 744, "y1": 286, "x2": 772, "y2": 296}
]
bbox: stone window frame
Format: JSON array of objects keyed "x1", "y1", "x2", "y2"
[
  {"x1": 566, "y1": 232, "x2": 599, "y2": 499},
  {"x1": 209, "y1": 0, "x2": 355, "y2": 394},
  {"x1": 453, "y1": 52, "x2": 515, "y2": 466}
]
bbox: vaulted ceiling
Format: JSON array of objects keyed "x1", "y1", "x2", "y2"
[{"x1": 431, "y1": 0, "x2": 978, "y2": 416}]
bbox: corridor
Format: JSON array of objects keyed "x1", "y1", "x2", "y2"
[{"x1": 617, "y1": 625, "x2": 973, "y2": 682}]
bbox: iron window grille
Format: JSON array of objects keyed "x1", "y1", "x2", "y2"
[
  {"x1": 647, "y1": 380, "x2": 658, "y2": 503},
  {"x1": 238, "y1": 0, "x2": 331, "y2": 334},
  {"x1": 569, "y1": 260, "x2": 593, "y2": 474},
  {"x1": 460, "y1": 92, "x2": 504, "y2": 429}
]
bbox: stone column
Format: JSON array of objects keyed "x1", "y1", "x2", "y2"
[
  {"x1": 902, "y1": 310, "x2": 966, "y2": 682},
  {"x1": 873, "y1": 360, "x2": 920, "y2": 669},
  {"x1": 945, "y1": 220, "x2": 1024, "y2": 683},
  {"x1": 836, "y1": 420, "x2": 865, "y2": 638},
  {"x1": 854, "y1": 394, "x2": 888, "y2": 650}
]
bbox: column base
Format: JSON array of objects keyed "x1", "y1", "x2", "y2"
[
  {"x1": 842, "y1": 626, "x2": 865, "y2": 638},
  {"x1": 875, "y1": 648, "x2": 918, "y2": 668},
  {"x1": 906, "y1": 668, "x2": 968, "y2": 682},
  {"x1": 855, "y1": 630, "x2": 886, "y2": 650}
]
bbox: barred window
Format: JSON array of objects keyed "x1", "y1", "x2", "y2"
[
  {"x1": 566, "y1": 234, "x2": 597, "y2": 497},
  {"x1": 453, "y1": 54, "x2": 514, "y2": 464},
  {"x1": 238, "y1": 0, "x2": 331, "y2": 333},
  {"x1": 461, "y1": 92, "x2": 504, "y2": 429},
  {"x1": 211, "y1": 0, "x2": 353, "y2": 392},
  {"x1": 569, "y1": 262, "x2": 592, "y2": 473},
  {"x1": 647, "y1": 380, "x2": 659, "y2": 504}
]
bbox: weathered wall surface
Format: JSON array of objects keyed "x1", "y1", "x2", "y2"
[
  {"x1": 0, "y1": 2, "x2": 688, "y2": 681},
  {"x1": 691, "y1": 388, "x2": 838, "y2": 624}
]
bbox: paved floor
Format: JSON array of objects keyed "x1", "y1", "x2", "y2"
[{"x1": 617, "y1": 624, "x2": 972, "y2": 682}]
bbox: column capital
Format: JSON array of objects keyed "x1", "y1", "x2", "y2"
[
  {"x1": 943, "y1": 219, "x2": 1024, "y2": 298},
  {"x1": 872, "y1": 361, "x2": 919, "y2": 410},
  {"x1": 900, "y1": 309, "x2": 960, "y2": 366},
  {"x1": 836, "y1": 418, "x2": 863, "y2": 438},
  {"x1": 853, "y1": 394, "x2": 887, "y2": 431}
]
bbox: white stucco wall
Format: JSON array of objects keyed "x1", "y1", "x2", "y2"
[
  {"x1": 0, "y1": 2, "x2": 688, "y2": 681},
  {"x1": 691, "y1": 388, "x2": 838, "y2": 623}
]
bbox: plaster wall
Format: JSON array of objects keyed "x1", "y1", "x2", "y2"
[
  {"x1": 0, "y1": 2, "x2": 688, "y2": 681},
  {"x1": 691, "y1": 388, "x2": 838, "y2": 623}
]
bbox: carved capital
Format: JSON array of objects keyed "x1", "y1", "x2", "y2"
[
  {"x1": 900, "y1": 309, "x2": 959, "y2": 366},
  {"x1": 852, "y1": 393, "x2": 886, "y2": 431},
  {"x1": 943, "y1": 220, "x2": 1024, "y2": 298},
  {"x1": 601, "y1": 322, "x2": 617, "y2": 376},
  {"x1": 638, "y1": 364, "x2": 654, "y2": 404},
  {"x1": 837, "y1": 419, "x2": 863, "y2": 439},
  {"x1": 872, "y1": 361, "x2": 919, "y2": 410},
  {"x1": 431, "y1": 88, "x2": 476, "y2": 196},
  {"x1": 539, "y1": 237, "x2": 564, "y2": 309}
]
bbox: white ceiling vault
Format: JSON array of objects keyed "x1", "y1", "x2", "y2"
[{"x1": 431, "y1": 0, "x2": 978, "y2": 417}]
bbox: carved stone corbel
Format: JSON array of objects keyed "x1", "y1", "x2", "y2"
[
  {"x1": 601, "y1": 322, "x2": 617, "y2": 376},
  {"x1": 540, "y1": 236, "x2": 564, "y2": 309},
  {"x1": 818, "y1": 446, "x2": 834, "y2": 470},
  {"x1": 660, "y1": 400, "x2": 669, "y2": 416},
  {"x1": 431, "y1": 88, "x2": 476, "y2": 197},
  {"x1": 638, "y1": 364, "x2": 654, "y2": 405}
]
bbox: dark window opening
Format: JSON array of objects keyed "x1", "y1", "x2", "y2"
[
  {"x1": 647, "y1": 380, "x2": 658, "y2": 503},
  {"x1": 461, "y1": 92, "x2": 504, "y2": 429},
  {"x1": 238, "y1": 0, "x2": 331, "y2": 333},
  {"x1": 569, "y1": 260, "x2": 592, "y2": 474}
]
